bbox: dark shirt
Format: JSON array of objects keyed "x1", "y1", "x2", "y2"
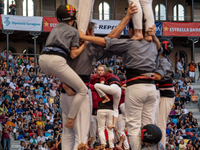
[
  {"x1": 2, "y1": 129, "x2": 10, "y2": 139},
  {"x1": 45, "y1": 124, "x2": 53, "y2": 131}
]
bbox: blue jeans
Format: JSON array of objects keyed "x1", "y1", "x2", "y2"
[{"x1": 3, "y1": 138, "x2": 10, "y2": 150}]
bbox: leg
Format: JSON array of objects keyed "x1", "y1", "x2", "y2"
[
  {"x1": 89, "y1": 115, "x2": 97, "y2": 149},
  {"x1": 39, "y1": 55, "x2": 88, "y2": 128},
  {"x1": 117, "y1": 114, "x2": 130, "y2": 150},
  {"x1": 158, "y1": 97, "x2": 175, "y2": 148},
  {"x1": 140, "y1": 0, "x2": 154, "y2": 41},
  {"x1": 78, "y1": 0, "x2": 94, "y2": 33},
  {"x1": 94, "y1": 84, "x2": 110, "y2": 103},
  {"x1": 73, "y1": 93, "x2": 91, "y2": 150},
  {"x1": 153, "y1": 90, "x2": 160, "y2": 125},
  {"x1": 7, "y1": 139, "x2": 10, "y2": 150},
  {"x1": 128, "y1": 0, "x2": 143, "y2": 40},
  {"x1": 3, "y1": 139, "x2": 6, "y2": 150},
  {"x1": 141, "y1": 84, "x2": 157, "y2": 128},
  {"x1": 60, "y1": 93, "x2": 75, "y2": 150},
  {"x1": 125, "y1": 84, "x2": 146, "y2": 150},
  {"x1": 97, "y1": 110, "x2": 107, "y2": 146},
  {"x1": 106, "y1": 110, "x2": 115, "y2": 149}
]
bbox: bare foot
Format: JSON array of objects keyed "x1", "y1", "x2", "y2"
[
  {"x1": 102, "y1": 97, "x2": 110, "y2": 103},
  {"x1": 107, "y1": 124, "x2": 115, "y2": 130},
  {"x1": 133, "y1": 29, "x2": 143, "y2": 41},
  {"x1": 144, "y1": 32, "x2": 152, "y2": 42},
  {"x1": 62, "y1": 83, "x2": 76, "y2": 96},
  {"x1": 65, "y1": 118, "x2": 74, "y2": 129}
]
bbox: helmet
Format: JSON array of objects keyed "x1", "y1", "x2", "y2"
[
  {"x1": 56, "y1": 5, "x2": 76, "y2": 22},
  {"x1": 159, "y1": 37, "x2": 173, "y2": 55},
  {"x1": 141, "y1": 124, "x2": 162, "y2": 144}
]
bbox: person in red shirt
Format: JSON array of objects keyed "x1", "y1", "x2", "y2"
[
  {"x1": 2, "y1": 124, "x2": 12, "y2": 150},
  {"x1": 94, "y1": 68, "x2": 121, "y2": 130}
]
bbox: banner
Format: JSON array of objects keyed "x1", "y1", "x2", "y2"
[
  {"x1": 92, "y1": 19, "x2": 122, "y2": 35},
  {"x1": 124, "y1": 22, "x2": 162, "y2": 36},
  {"x1": 43, "y1": 17, "x2": 59, "y2": 32},
  {"x1": 155, "y1": 22, "x2": 162, "y2": 36},
  {"x1": 163, "y1": 22, "x2": 200, "y2": 37},
  {"x1": 1, "y1": 15, "x2": 42, "y2": 31}
]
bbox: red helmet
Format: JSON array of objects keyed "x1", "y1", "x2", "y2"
[{"x1": 56, "y1": 5, "x2": 76, "y2": 22}]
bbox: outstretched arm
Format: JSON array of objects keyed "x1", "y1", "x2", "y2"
[{"x1": 106, "y1": 2, "x2": 138, "y2": 38}]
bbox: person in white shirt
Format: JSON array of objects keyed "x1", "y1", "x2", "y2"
[
  {"x1": 9, "y1": 78, "x2": 16, "y2": 90},
  {"x1": 181, "y1": 105, "x2": 188, "y2": 115},
  {"x1": 19, "y1": 62, "x2": 25, "y2": 71},
  {"x1": 23, "y1": 80, "x2": 30, "y2": 88},
  {"x1": 26, "y1": 61, "x2": 33, "y2": 71},
  {"x1": 50, "y1": 86, "x2": 56, "y2": 97},
  {"x1": 177, "y1": 59, "x2": 183, "y2": 77},
  {"x1": 37, "y1": 131, "x2": 46, "y2": 143}
]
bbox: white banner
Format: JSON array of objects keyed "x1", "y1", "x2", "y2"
[
  {"x1": 1, "y1": 15, "x2": 42, "y2": 31},
  {"x1": 92, "y1": 19, "x2": 122, "y2": 35}
]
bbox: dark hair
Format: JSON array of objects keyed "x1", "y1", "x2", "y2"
[{"x1": 87, "y1": 22, "x2": 96, "y2": 35}]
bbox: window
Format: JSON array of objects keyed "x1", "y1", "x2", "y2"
[
  {"x1": 173, "y1": 4, "x2": 184, "y2": 21},
  {"x1": 99, "y1": 2, "x2": 110, "y2": 20},
  {"x1": 155, "y1": 4, "x2": 166, "y2": 21},
  {"x1": 4, "y1": 0, "x2": 15, "y2": 15},
  {"x1": 23, "y1": 0, "x2": 33, "y2": 16}
]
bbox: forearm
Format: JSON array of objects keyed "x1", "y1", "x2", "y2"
[
  {"x1": 152, "y1": 35, "x2": 161, "y2": 50},
  {"x1": 81, "y1": 36, "x2": 106, "y2": 47},
  {"x1": 154, "y1": 73, "x2": 162, "y2": 80},
  {"x1": 107, "y1": 15, "x2": 130, "y2": 38},
  {"x1": 70, "y1": 43, "x2": 86, "y2": 59}
]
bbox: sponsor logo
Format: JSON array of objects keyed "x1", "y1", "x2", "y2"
[{"x1": 4, "y1": 17, "x2": 10, "y2": 26}]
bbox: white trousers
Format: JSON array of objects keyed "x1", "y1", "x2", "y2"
[
  {"x1": 39, "y1": 55, "x2": 88, "y2": 119},
  {"x1": 89, "y1": 115, "x2": 99, "y2": 148},
  {"x1": 128, "y1": 0, "x2": 154, "y2": 31},
  {"x1": 97, "y1": 109, "x2": 114, "y2": 148},
  {"x1": 94, "y1": 83, "x2": 121, "y2": 118},
  {"x1": 125, "y1": 84, "x2": 156, "y2": 150},
  {"x1": 153, "y1": 90, "x2": 160, "y2": 125},
  {"x1": 158, "y1": 97, "x2": 175, "y2": 148},
  {"x1": 60, "y1": 90, "x2": 92, "y2": 150},
  {"x1": 116, "y1": 113, "x2": 130, "y2": 149},
  {"x1": 67, "y1": 0, "x2": 95, "y2": 33}
]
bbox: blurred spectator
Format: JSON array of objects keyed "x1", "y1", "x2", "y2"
[
  {"x1": 174, "y1": 70, "x2": 181, "y2": 81},
  {"x1": 9, "y1": 0, "x2": 16, "y2": 15},
  {"x1": 2, "y1": 124, "x2": 12, "y2": 150},
  {"x1": 187, "y1": 60, "x2": 196, "y2": 82},
  {"x1": 37, "y1": 131, "x2": 46, "y2": 143},
  {"x1": 177, "y1": 59, "x2": 183, "y2": 77}
]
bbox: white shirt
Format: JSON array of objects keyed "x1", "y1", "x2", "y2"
[
  {"x1": 182, "y1": 108, "x2": 188, "y2": 114},
  {"x1": 37, "y1": 136, "x2": 45, "y2": 143},
  {"x1": 20, "y1": 65, "x2": 25, "y2": 71},
  {"x1": 46, "y1": 114, "x2": 54, "y2": 123},
  {"x1": 9, "y1": 82, "x2": 16, "y2": 90},
  {"x1": 177, "y1": 62, "x2": 183, "y2": 71},
  {"x1": 23, "y1": 83, "x2": 30, "y2": 87},
  {"x1": 176, "y1": 135, "x2": 183, "y2": 143},
  {"x1": 50, "y1": 89, "x2": 56, "y2": 97},
  {"x1": 26, "y1": 64, "x2": 33, "y2": 70}
]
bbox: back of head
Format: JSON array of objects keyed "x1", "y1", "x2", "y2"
[
  {"x1": 56, "y1": 5, "x2": 76, "y2": 22},
  {"x1": 159, "y1": 38, "x2": 173, "y2": 55},
  {"x1": 141, "y1": 124, "x2": 162, "y2": 144},
  {"x1": 105, "y1": 67, "x2": 113, "y2": 74}
]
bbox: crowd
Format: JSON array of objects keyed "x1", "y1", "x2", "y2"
[{"x1": 0, "y1": 49, "x2": 200, "y2": 150}]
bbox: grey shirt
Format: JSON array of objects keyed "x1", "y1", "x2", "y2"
[
  {"x1": 141, "y1": 142, "x2": 165, "y2": 150},
  {"x1": 155, "y1": 56, "x2": 174, "y2": 82},
  {"x1": 67, "y1": 43, "x2": 104, "y2": 75},
  {"x1": 23, "y1": 114, "x2": 32, "y2": 122},
  {"x1": 45, "y1": 22, "x2": 79, "y2": 54},
  {"x1": 105, "y1": 38, "x2": 158, "y2": 72}
]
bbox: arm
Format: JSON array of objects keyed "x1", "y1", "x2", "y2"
[
  {"x1": 154, "y1": 73, "x2": 162, "y2": 80},
  {"x1": 106, "y1": 2, "x2": 138, "y2": 38},
  {"x1": 147, "y1": 27, "x2": 161, "y2": 50},
  {"x1": 79, "y1": 32, "x2": 106, "y2": 47},
  {"x1": 70, "y1": 42, "x2": 87, "y2": 59}
]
